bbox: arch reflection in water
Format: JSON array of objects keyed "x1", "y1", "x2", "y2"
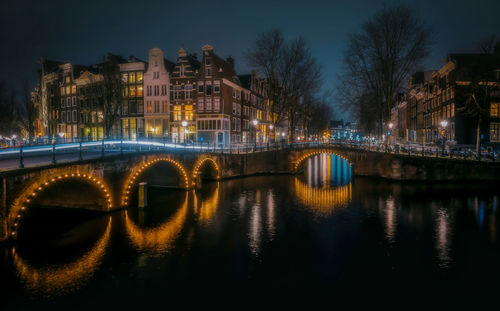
[
  {"x1": 194, "y1": 182, "x2": 220, "y2": 224},
  {"x1": 124, "y1": 192, "x2": 189, "y2": 256},
  {"x1": 295, "y1": 153, "x2": 352, "y2": 216},
  {"x1": 12, "y1": 217, "x2": 112, "y2": 297}
]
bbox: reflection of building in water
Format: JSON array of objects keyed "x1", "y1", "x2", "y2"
[
  {"x1": 294, "y1": 178, "x2": 352, "y2": 216},
  {"x1": 124, "y1": 192, "x2": 188, "y2": 255},
  {"x1": 305, "y1": 153, "x2": 351, "y2": 188},
  {"x1": 435, "y1": 206, "x2": 452, "y2": 268},
  {"x1": 195, "y1": 183, "x2": 220, "y2": 224},
  {"x1": 13, "y1": 217, "x2": 112, "y2": 297}
]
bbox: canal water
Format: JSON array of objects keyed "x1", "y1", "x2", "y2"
[{"x1": 1, "y1": 153, "x2": 500, "y2": 308}]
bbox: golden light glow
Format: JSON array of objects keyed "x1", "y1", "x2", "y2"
[
  {"x1": 191, "y1": 157, "x2": 220, "y2": 186},
  {"x1": 12, "y1": 218, "x2": 112, "y2": 297},
  {"x1": 122, "y1": 157, "x2": 190, "y2": 206},
  {"x1": 293, "y1": 177, "x2": 352, "y2": 216},
  {"x1": 294, "y1": 150, "x2": 352, "y2": 172},
  {"x1": 195, "y1": 183, "x2": 220, "y2": 223},
  {"x1": 124, "y1": 193, "x2": 188, "y2": 255},
  {"x1": 8, "y1": 172, "x2": 113, "y2": 238}
]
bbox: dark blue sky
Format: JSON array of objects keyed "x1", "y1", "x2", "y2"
[{"x1": 2, "y1": 0, "x2": 500, "y2": 119}]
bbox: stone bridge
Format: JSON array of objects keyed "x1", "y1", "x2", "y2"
[{"x1": 1, "y1": 145, "x2": 500, "y2": 242}]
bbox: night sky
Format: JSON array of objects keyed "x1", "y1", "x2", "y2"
[{"x1": 1, "y1": 0, "x2": 500, "y2": 119}]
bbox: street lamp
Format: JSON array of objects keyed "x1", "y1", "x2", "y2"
[
  {"x1": 440, "y1": 120, "x2": 448, "y2": 156},
  {"x1": 387, "y1": 122, "x2": 394, "y2": 151},
  {"x1": 252, "y1": 119, "x2": 259, "y2": 149},
  {"x1": 269, "y1": 124, "x2": 274, "y2": 143},
  {"x1": 58, "y1": 132, "x2": 65, "y2": 143},
  {"x1": 181, "y1": 120, "x2": 188, "y2": 143}
]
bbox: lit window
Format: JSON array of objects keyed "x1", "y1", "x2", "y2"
[
  {"x1": 137, "y1": 72, "x2": 143, "y2": 82},
  {"x1": 491, "y1": 103, "x2": 500, "y2": 117},
  {"x1": 491, "y1": 123, "x2": 500, "y2": 142},
  {"x1": 137, "y1": 85, "x2": 143, "y2": 96},
  {"x1": 146, "y1": 101, "x2": 152, "y2": 113},
  {"x1": 122, "y1": 73, "x2": 128, "y2": 83},
  {"x1": 71, "y1": 85, "x2": 76, "y2": 94},
  {"x1": 129, "y1": 72, "x2": 136, "y2": 83},
  {"x1": 129, "y1": 85, "x2": 136, "y2": 97}
]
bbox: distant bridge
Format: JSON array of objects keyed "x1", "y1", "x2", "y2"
[{"x1": 1, "y1": 141, "x2": 500, "y2": 242}]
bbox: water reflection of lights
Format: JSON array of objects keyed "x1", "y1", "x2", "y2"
[
  {"x1": 249, "y1": 190, "x2": 262, "y2": 256},
  {"x1": 266, "y1": 190, "x2": 275, "y2": 240},
  {"x1": 435, "y1": 207, "x2": 452, "y2": 268},
  {"x1": 293, "y1": 178, "x2": 352, "y2": 215},
  {"x1": 12, "y1": 217, "x2": 112, "y2": 297},
  {"x1": 384, "y1": 196, "x2": 397, "y2": 244},
  {"x1": 195, "y1": 183, "x2": 220, "y2": 224},
  {"x1": 124, "y1": 193, "x2": 188, "y2": 255}
]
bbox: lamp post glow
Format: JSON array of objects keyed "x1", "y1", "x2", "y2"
[
  {"x1": 181, "y1": 121, "x2": 188, "y2": 143},
  {"x1": 440, "y1": 120, "x2": 448, "y2": 156},
  {"x1": 252, "y1": 119, "x2": 259, "y2": 149}
]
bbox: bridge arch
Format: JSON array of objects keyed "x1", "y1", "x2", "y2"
[
  {"x1": 122, "y1": 157, "x2": 190, "y2": 206},
  {"x1": 191, "y1": 156, "x2": 220, "y2": 187},
  {"x1": 8, "y1": 172, "x2": 113, "y2": 238},
  {"x1": 293, "y1": 149, "x2": 352, "y2": 172}
]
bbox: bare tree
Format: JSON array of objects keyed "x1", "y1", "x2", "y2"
[
  {"x1": 478, "y1": 34, "x2": 496, "y2": 54},
  {"x1": 337, "y1": 5, "x2": 432, "y2": 137},
  {"x1": 456, "y1": 55, "x2": 500, "y2": 158},
  {"x1": 100, "y1": 54, "x2": 125, "y2": 138},
  {"x1": 246, "y1": 29, "x2": 323, "y2": 140},
  {"x1": 17, "y1": 80, "x2": 37, "y2": 142},
  {"x1": 0, "y1": 81, "x2": 19, "y2": 137}
]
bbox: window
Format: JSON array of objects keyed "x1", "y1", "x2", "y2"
[
  {"x1": 491, "y1": 103, "x2": 500, "y2": 117},
  {"x1": 122, "y1": 73, "x2": 128, "y2": 83},
  {"x1": 61, "y1": 98, "x2": 65, "y2": 108},
  {"x1": 198, "y1": 98, "x2": 204, "y2": 112},
  {"x1": 162, "y1": 100, "x2": 168, "y2": 113},
  {"x1": 65, "y1": 76, "x2": 70, "y2": 83},
  {"x1": 61, "y1": 111, "x2": 65, "y2": 123},
  {"x1": 71, "y1": 85, "x2": 76, "y2": 94},
  {"x1": 67, "y1": 98, "x2": 71, "y2": 107},
  {"x1": 206, "y1": 83, "x2": 212, "y2": 96},
  {"x1": 123, "y1": 102, "x2": 129, "y2": 114},
  {"x1": 206, "y1": 98, "x2": 212, "y2": 112},
  {"x1": 214, "y1": 80, "x2": 220, "y2": 93},
  {"x1": 232, "y1": 102, "x2": 236, "y2": 114},
  {"x1": 66, "y1": 86, "x2": 70, "y2": 95},
  {"x1": 154, "y1": 85, "x2": 159, "y2": 96},
  {"x1": 146, "y1": 101, "x2": 152, "y2": 113},
  {"x1": 205, "y1": 68, "x2": 211, "y2": 76},
  {"x1": 154, "y1": 100, "x2": 160, "y2": 113},
  {"x1": 491, "y1": 123, "x2": 500, "y2": 142},
  {"x1": 60, "y1": 87, "x2": 65, "y2": 96},
  {"x1": 186, "y1": 85, "x2": 193, "y2": 99},
  {"x1": 173, "y1": 85, "x2": 181, "y2": 99},
  {"x1": 129, "y1": 85, "x2": 136, "y2": 97},
  {"x1": 185, "y1": 105, "x2": 193, "y2": 120},
  {"x1": 137, "y1": 85, "x2": 143, "y2": 96},
  {"x1": 174, "y1": 105, "x2": 182, "y2": 121},
  {"x1": 198, "y1": 82, "x2": 204, "y2": 93},
  {"x1": 129, "y1": 72, "x2": 136, "y2": 83},
  {"x1": 138, "y1": 100, "x2": 144, "y2": 113},
  {"x1": 72, "y1": 110, "x2": 77, "y2": 123},
  {"x1": 147, "y1": 86, "x2": 152, "y2": 96},
  {"x1": 137, "y1": 72, "x2": 143, "y2": 82},
  {"x1": 205, "y1": 58, "x2": 211, "y2": 65},
  {"x1": 162, "y1": 85, "x2": 167, "y2": 96},
  {"x1": 214, "y1": 97, "x2": 220, "y2": 112},
  {"x1": 154, "y1": 72, "x2": 159, "y2": 79},
  {"x1": 72, "y1": 97, "x2": 76, "y2": 106},
  {"x1": 67, "y1": 111, "x2": 71, "y2": 123}
]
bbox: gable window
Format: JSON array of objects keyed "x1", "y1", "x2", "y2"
[
  {"x1": 214, "y1": 80, "x2": 220, "y2": 93},
  {"x1": 205, "y1": 68, "x2": 211, "y2": 77},
  {"x1": 206, "y1": 82, "x2": 212, "y2": 96},
  {"x1": 198, "y1": 82, "x2": 204, "y2": 93}
]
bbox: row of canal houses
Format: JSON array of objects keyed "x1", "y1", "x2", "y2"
[{"x1": 35, "y1": 45, "x2": 274, "y2": 145}]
